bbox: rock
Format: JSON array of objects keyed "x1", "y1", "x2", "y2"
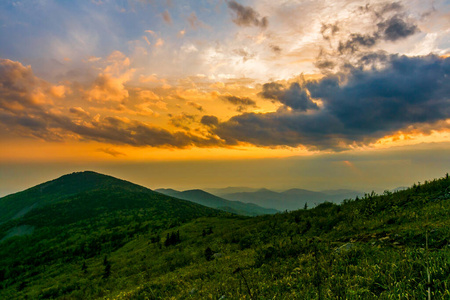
[{"x1": 335, "y1": 243, "x2": 354, "y2": 253}]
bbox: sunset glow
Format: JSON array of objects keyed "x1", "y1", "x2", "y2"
[{"x1": 1, "y1": 0, "x2": 449, "y2": 194}]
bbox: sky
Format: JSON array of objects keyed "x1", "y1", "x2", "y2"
[{"x1": 0, "y1": 0, "x2": 449, "y2": 196}]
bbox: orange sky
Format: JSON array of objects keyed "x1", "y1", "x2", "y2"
[{"x1": 0, "y1": 0, "x2": 449, "y2": 194}]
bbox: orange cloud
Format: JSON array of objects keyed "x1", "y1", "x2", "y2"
[
  {"x1": 87, "y1": 73, "x2": 131, "y2": 102},
  {"x1": 155, "y1": 38, "x2": 164, "y2": 47},
  {"x1": 86, "y1": 51, "x2": 134, "y2": 102},
  {"x1": 50, "y1": 85, "x2": 67, "y2": 98},
  {"x1": 138, "y1": 90, "x2": 160, "y2": 101}
]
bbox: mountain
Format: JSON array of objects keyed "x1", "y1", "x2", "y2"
[
  {"x1": 1, "y1": 172, "x2": 449, "y2": 299},
  {"x1": 222, "y1": 188, "x2": 361, "y2": 211},
  {"x1": 0, "y1": 171, "x2": 146, "y2": 223},
  {"x1": 155, "y1": 188, "x2": 278, "y2": 216},
  {"x1": 204, "y1": 187, "x2": 261, "y2": 197},
  {"x1": 0, "y1": 171, "x2": 222, "y2": 226},
  {"x1": 153, "y1": 188, "x2": 181, "y2": 198},
  {"x1": 0, "y1": 171, "x2": 226, "y2": 298}
]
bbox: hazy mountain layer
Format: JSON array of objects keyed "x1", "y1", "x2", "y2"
[
  {"x1": 155, "y1": 188, "x2": 278, "y2": 216},
  {"x1": 221, "y1": 188, "x2": 362, "y2": 211}
]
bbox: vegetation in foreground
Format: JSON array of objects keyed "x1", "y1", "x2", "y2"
[{"x1": 0, "y1": 172, "x2": 449, "y2": 299}]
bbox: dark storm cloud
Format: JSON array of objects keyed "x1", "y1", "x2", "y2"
[
  {"x1": 314, "y1": 59, "x2": 337, "y2": 71},
  {"x1": 62, "y1": 114, "x2": 221, "y2": 148},
  {"x1": 200, "y1": 115, "x2": 219, "y2": 127},
  {"x1": 72, "y1": 116, "x2": 206, "y2": 148},
  {"x1": 213, "y1": 55, "x2": 450, "y2": 150},
  {"x1": 378, "y1": 16, "x2": 418, "y2": 41},
  {"x1": 338, "y1": 33, "x2": 378, "y2": 54},
  {"x1": 221, "y1": 95, "x2": 256, "y2": 107},
  {"x1": 222, "y1": 95, "x2": 257, "y2": 112},
  {"x1": 0, "y1": 59, "x2": 222, "y2": 149},
  {"x1": 227, "y1": 1, "x2": 268, "y2": 29},
  {"x1": 259, "y1": 82, "x2": 319, "y2": 112}
]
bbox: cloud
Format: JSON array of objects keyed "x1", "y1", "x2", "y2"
[
  {"x1": 169, "y1": 113, "x2": 196, "y2": 130},
  {"x1": 155, "y1": 38, "x2": 164, "y2": 47},
  {"x1": 50, "y1": 85, "x2": 67, "y2": 98},
  {"x1": 97, "y1": 147, "x2": 126, "y2": 157},
  {"x1": 320, "y1": 23, "x2": 339, "y2": 41},
  {"x1": 338, "y1": 33, "x2": 378, "y2": 54},
  {"x1": 227, "y1": 1, "x2": 268, "y2": 29},
  {"x1": 187, "y1": 12, "x2": 207, "y2": 29},
  {"x1": 69, "y1": 107, "x2": 90, "y2": 117},
  {"x1": 162, "y1": 10, "x2": 172, "y2": 24},
  {"x1": 233, "y1": 48, "x2": 255, "y2": 62},
  {"x1": 135, "y1": 103, "x2": 156, "y2": 116},
  {"x1": 87, "y1": 73, "x2": 131, "y2": 102},
  {"x1": 270, "y1": 44, "x2": 282, "y2": 54},
  {"x1": 139, "y1": 90, "x2": 160, "y2": 100},
  {"x1": 72, "y1": 116, "x2": 219, "y2": 148},
  {"x1": 187, "y1": 101, "x2": 204, "y2": 112},
  {"x1": 325, "y1": 4, "x2": 419, "y2": 55},
  {"x1": 377, "y1": 16, "x2": 418, "y2": 42},
  {"x1": 201, "y1": 115, "x2": 219, "y2": 127},
  {"x1": 0, "y1": 59, "x2": 221, "y2": 149},
  {"x1": 221, "y1": 94, "x2": 257, "y2": 112},
  {"x1": 212, "y1": 55, "x2": 450, "y2": 150},
  {"x1": 0, "y1": 58, "x2": 68, "y2": 113},
  {"x1": 143, "y1": 36, "x2": 151, "y2": 46},
  {"x1": 259, "y1": 82, "x2": 319, "y2": 112},
  {"x1": 86, "y1": 51, "x2": 134, "y2": 102}
]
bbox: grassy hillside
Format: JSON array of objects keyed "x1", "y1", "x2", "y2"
[{"x1": 0, "y1": 173, "x2": 449, "y2": 299}]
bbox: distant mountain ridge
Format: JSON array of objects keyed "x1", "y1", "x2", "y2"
[
  {"x1": 155, "y1": 188, "x2": 278, "y2": 216},
  {"x1": 218, "y1": 188, "x2": 362, "y2": 211},
  {"x1": 204, "y1": 187, "x2": 261, "y2": 196}
]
